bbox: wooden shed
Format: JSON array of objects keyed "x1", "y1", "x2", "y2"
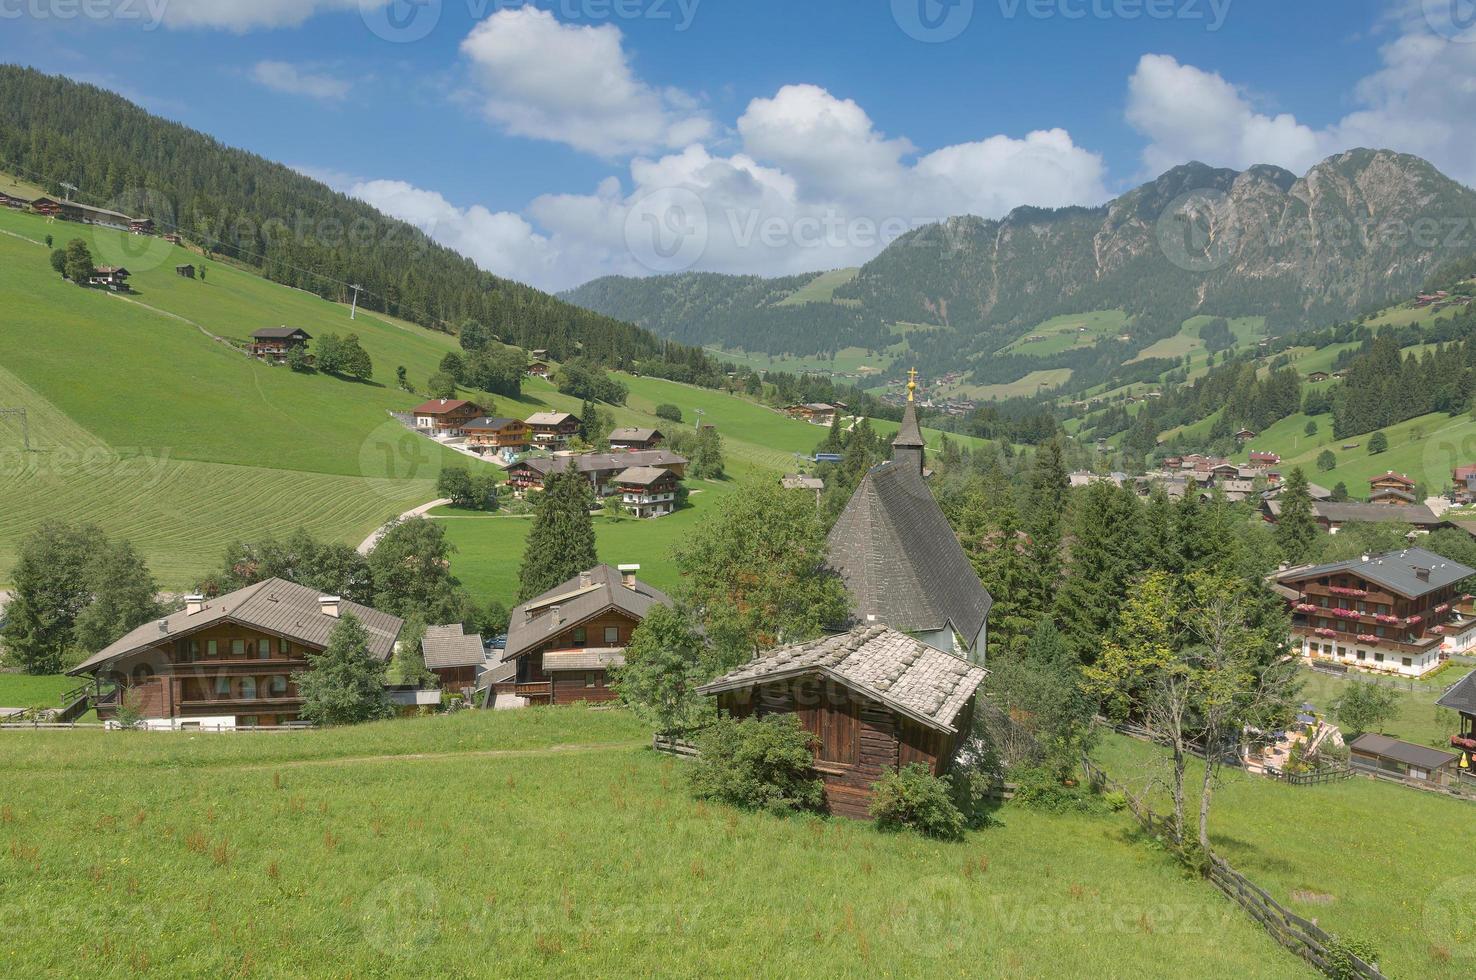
[{"x1": 698, "y1": 625, "x2": 987, "y2": 818}]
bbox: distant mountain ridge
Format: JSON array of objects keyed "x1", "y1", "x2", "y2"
[{"x1": 563, "y1": 150, "x2": 1476, "y2": 376}]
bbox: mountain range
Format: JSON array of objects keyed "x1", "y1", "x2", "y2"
[{"x1": 562, "y1": 150, "x2": 1476, "y2": 383}]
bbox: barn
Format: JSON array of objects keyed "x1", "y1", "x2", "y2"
[{"x1": 698, "y1": 624, "x2": 987, "y2": 818}]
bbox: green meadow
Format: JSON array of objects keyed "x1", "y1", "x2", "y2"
[
  {"x1": 774, "y1": 266, "x2": 860, "y2": 306},
  {"x1": 998, "y1": 310, "x2": 1129, "y2": 357},
  {"x1": 0, "y1": 708, "x2": 1306, "y2": 977}
]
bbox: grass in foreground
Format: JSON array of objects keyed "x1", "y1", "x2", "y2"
[
  {"x1": 0, "y1": 708, "x2": 1305, "y2": 977},
  {"x1": 1096, "y1": 732, "x2": 1476, "y2": 978}
]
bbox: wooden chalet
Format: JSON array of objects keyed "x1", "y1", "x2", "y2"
[
  {"x1": 608, "y1": 427, "x2": 664, "y2": 451},
  {"x1": 250, "y1": 326, "x2": 311, "y2": 363},
  {"x1": 0, "y1": 191, "x2": 31, "y2": 209},
  {"x1": 505, "y1": 449, "x2": 687, "y2": 496},
  {"x1": 1349, "y1": 733, "x2": 1460, "y2": 787},
  {"x1": 164, "y1": 232, "x2": 183, "y2": 245},
  {"x1": 1453, "y1": 464, "x2": 1476, "y2": 505},
  {"x1": 614, "y1": 465, "x2": 679, "y2": 517},
  {"x1": 497, "y1": 565, "x2": 670, "y2": 705},
  {"x1": 1307, "y1": 371, "x2": 1331, "y2": 383},
  {"x1": 67, "y1": 580, "x2": 404, "y2": 729},
  {"x1": 412, "y1": 398, "x2": 485, "y2": 436},
  {"x1": 787, "y1": 403, "x2": 838, "y2": 426},
  {"x1": 1368, "y1": 488, "x2": 1416, "y2": 507},
  {"x1": 1437, "y1": 670, "x2": 1476, "y2": 754},
  {"x1": 699, "y1": 625, "x2": 987, "y2": 818},
  {"x1": 175, "y1": 264, "x2": 196, "y2": 279},
  {"x1": 1369, "y1": 471, "x2": 1416, "y2": 497},
  {"x1": 826, "y1": 373, "x2": 992, "y2": 660},
  {"x1": 1272, "y1": 548, "x2": 1476, "y2": 678},
  {"x1": 1261, "y1": 498, "x2": 1443, "y2": 534},
  {"x1": 526, "y1": 360, "x2": 551, "y2": 378},
  {"x1": 88, "y1": 266, "x2": 130, "y2": 291},
  {"x1": 1234, "y1": 427, "x2": 1257, "y2": 443},
  {"x1": 524, "y1": 411, "x2": 580, "y2": 448},
  {"x1": 31, "y1": 196, "x2": 134, "y2": 228},
  {"x1": 420, "y1": 624, "x2": 488, "y2": 692},
  {"x1": 462, "y1": 417, "x2": 530, "y2": 454},
  {"x1": 1249, "y1": 450, "x2": 1281, "y2": 465},
  {"x1": 129, "y1": 217, "x2": 154, "y2": 235}
]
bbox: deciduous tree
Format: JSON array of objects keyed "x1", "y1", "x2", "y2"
[{"x1": 296, "y1": 614, "x2": 394, "y2": 726}]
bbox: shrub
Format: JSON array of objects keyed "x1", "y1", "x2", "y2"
[
  {"x1": 1326, "y1": 935, "x2": 1379, "y2": 980},
  {"x1": 1008, "y1": 763, "x2": 1102, "y2": 813},
  {"x1": 655, "y1": 403, "x2": 683, "y2": 424},
  {"x1": 869, "y1": 763, "x2": 966, "y2": 840},
  {"x1": 688, "y1": 715, "x2": 824, "y2": 816}
]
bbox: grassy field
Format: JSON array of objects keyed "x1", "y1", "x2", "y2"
[
  {"x1": 1129, "y1": 315, "x2": 1265, "y2": 365},
  {"x1": 1297, "y1": 665, "x2": 1470, "y2": 748},
  {"x1": 0, "y1": 672, "x2": 76, "y2": 710},
  {"x1": 775, "y1": 267, "x2": 860, "y2": 306},
  {"x1": 959, "y1": 369, "x2": 1074, "y2": 401},
  {"x1": 1096, "y1": 732, "x2": 1475, "y2": 978},
  {"x1": 0, "y1": 707, "x2": 1308, "y2": 976},
  {"x1": 703, "y1": 344, "x2": 896, "y2": 378},
  {"x1": 997, "y1": 310, "x2": 1128, "y2": 357}
]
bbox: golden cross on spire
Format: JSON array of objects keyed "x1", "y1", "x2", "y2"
[{"x1": 907, "y1": 366, "x2": 918, "y2": 402}]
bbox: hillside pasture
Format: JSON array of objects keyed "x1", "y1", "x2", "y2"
[
  {"x1": 774, "y1": 266, "x2": 860, "y2": 306},
  {"x1": 996, "y1": 310, "x2": 1129, "y2": 357},
  {"x1": 0, "y1": 708, "x2": 1306, "y2": 977},
  {"x1": 957, "y1": 369, "x2": 1074, "y2": 401}
]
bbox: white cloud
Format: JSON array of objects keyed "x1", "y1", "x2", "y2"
[
  {"x1": 145, "y1": 0, "x2": 366, "y2": 32},
  {"x1": 459, "y1": 7, "x2": 711, "y2": 157},
  {"x1": 1127, "y1": 18, "x2": 1476, "y2": 186},
  {"x1": 250, "y1": 61, "x2": 351, "y2": 101}
]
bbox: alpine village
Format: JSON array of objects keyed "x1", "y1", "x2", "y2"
[{"x1": 9, "y1": 9, "x2": 1476, "y2": 978}]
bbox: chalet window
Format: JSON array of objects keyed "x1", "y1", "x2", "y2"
[
  {"x1": 584, "y1": 672, "x2": 598, "y2": 688},
  {"x1": 258, "y1": 639, "x2": 271, "y2": 660},
  {"x1": 269, "y1": 676, "x2": 288, "y2": 695},
  {"x1": 604, "y1": 626, "x2": 620, "y2": 645},
  {"x1": 573, "y1": 627, "x2": 587, "y2": 647},
  {"x1": 207, "y1": 639, "x2": 217, "y2": 657},
  {"x1": 1375, "y1": 652, "x2": 1385, "y2": 663},
  {"x1": 215, "y1": 676, "x2": 231, "y2": 697},
  {"x1": 241, "y1": 677, "x2": 257, "y2": 700},
  {"x1": 1402, "y1": 657, "x2": 1413, "y2": 668},
  {"x1": 1357, "y1": 651, "x2": 1366, "y2": 661},
  {"x1": 231, "y1": 639, "x2": 245, "y2": 657},
  {"x1": 279, "y1": 638, "x2": 290, "y2": 655}
]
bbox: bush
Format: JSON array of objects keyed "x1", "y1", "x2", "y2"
[
  {"x1": 1326, "y1": 935, "x2": 1379, "y2": 980},
  {"x1": 689, "y1": 715, "x2": 824, "y2": 816},
  {"x1": 655, "y1": 403, "x2": 683, "y2": 424},
  {"x1": 869, "y1": 763, "x2": 966, "y2": 840},
  {"x1": 1008, "y1": 763, "x2": 1102, "y2": 813}
]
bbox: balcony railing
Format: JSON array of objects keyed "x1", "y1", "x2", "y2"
[{"x1": 514, "y1": 682, "x2": 552, "y2": 698}]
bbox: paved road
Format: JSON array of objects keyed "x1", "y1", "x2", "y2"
[{"x1": 357, "y1": 499, "x2": 451, "y2": 554}]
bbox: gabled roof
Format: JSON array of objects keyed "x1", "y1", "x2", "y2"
[
  {"x1": 252, "y1": 326, "x2": 311, "y2": 340},
  {"x1": 69, "y1": 578, "x2": 404, "y2": 675},
  {"x1": 1350, "y1": 733, "x2": 1458, "y2": 770},
  {"x1": 526, "y1": 411, "x2": 578, "y2": 426},
  {"x1": 421, "y1": 624, "x2": 487, "y2": 669},
  {"x1": 462, "y1": 416, "x2": 524, "y2": 431},
  {"x1": 511, "y1": 450, "x2": 687, "y2": 478},
  {"x1": 542, "y1": 648, "x2": 626, "y2": 671},
  {"x1": 826, "y1": 458, "x2": 992, "y2": 649},
  {"x1": 1275, "y1": 547, "x2": 1473, "y2": 599},
  {"x1": 503, "y1": 565, "x2": 671, "y2": 662},
  {"x1": 615, "y1": 465, "x2": 673, "y2": 486},
  {"x1": 1436, "y1": 670, "x2": 1476, "y2": 717},
  {"x1": 1370, "y1": 471, "x2": 1416, "y2": 488},
  {"x1": 609, "y1": 427, "x2": 662, "y2": 443},
  {"x1": 698, "y1": 625, "x2": 986, "y2": 733},
  {"x1": 1263, "y1": 500, "x2": 1442, "y2": 526},
  {"x1": 412, "y1": 398, "x2": 481, "y2": 415}
]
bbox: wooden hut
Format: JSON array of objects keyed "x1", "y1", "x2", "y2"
[{"x1": 699, "y1": 625, "x2": 986, "y2": 818}]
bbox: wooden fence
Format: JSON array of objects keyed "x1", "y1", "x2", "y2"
[
  {"x1": 652, "y1": 734, "x2": 699, "y2": 758},
  {"x1": 1264, "y1": 766, "x2": 1352, "y2": 787},
  {"x1": 0, "y1": 721, "x2": 310, "y2": 733},
  {"x1": 1305, "y1": 661, "x2": 1460, "y2": 693},
  {"x1": 1081, "y1": 757, "x2": 1384, "y2": 980}
]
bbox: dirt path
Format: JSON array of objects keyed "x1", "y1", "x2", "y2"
[
  {"x1": 233, "y1": 739, "x2": 643, "y2": 772},
  {"x1": 357, "y1": 498, "x2": 451, "y2": 553}
]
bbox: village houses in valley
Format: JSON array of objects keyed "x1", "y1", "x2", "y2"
[{"x1": 413, "y1": 398, "x2": 485, "y2": 437}]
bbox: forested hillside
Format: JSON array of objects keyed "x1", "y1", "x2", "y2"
[{"x1": 0, "y1": 66, "x2": 721, "y2": 381}]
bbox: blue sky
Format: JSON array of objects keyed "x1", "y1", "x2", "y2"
[{"x1": 3, "y1": 0, "x2": 1470, "y2": 290}]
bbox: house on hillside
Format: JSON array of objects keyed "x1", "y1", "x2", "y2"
[
  {"x1": 787, "y1": 403, "x2": 838, "y2": 426},
  {"x1": 530, "y1": 348, "x2": 549, "y2": 361},
  {"x1": 1349, "y1": 733, "x2": 1460, "y2": 787},
  {"x1": 608, "y1": 427, "x2": 664, "y2": 451},
  {"x1": 164, "y1": 232, "x2": 183, "y2": 245},
  {"x1": 505, "y1": 450, "x2": 687, "y2": 496},
  {"x1": 1235, "y1": 428, "x2": 1256, "y2": 443},
  {"x1": 30, "y1": 196, "x2": 134, "y2": 228},
  {"x1": 1272, "y1": 548, "x2": 1476, "y2": 678},
  {"x1": 249, "y1": 326, "x2": 311, "y2": 363},
  {"x1": 462, "y1": 417, "x2": 529, "y2": 455},
  {"x1": 826, "y1": 372, "x2": 992, "y2": 661},
  {"x1": 1261, "y1": 499, "x2": 1443, "y2": 534},
  {"x1": 175, "y1": 264, "x2": 195, "y2": 279},
  {"x1": 497, "y1": 564, "x2": 670, "y2": 705},
  {"x1": 413, "y1": 399, "x2": 485, "y2": 436},
  {"x1": 421, "y1": 624, "x2": 488, "y2": 693},
  {"x1": 525, "y1": 411, "x2": 580, "y2": 449},
  {"x1": 698, "y1": 625, "x2": 987, "y2": 818},
  {"x1": 782, "y1": 473, "x2": 824, "y2": 505},
  {"x1": 1370, "y1": 471, "x2": 1417, "y2": 498},
  {"x1": 129, "y1": 217, "x2": 154, "y2": 235},
  {"x1": 615, "y1": 466, "x2": 679, "y2": 517},
  {"x1": 67, "y1": 579, "x2": 404, "y2": 729},
  {"x1": 1249, "y1": 450, "x2": 1281, "y2": 465},
  {"x1": 1307, "y1": 371, "x2": 1331, "y2": 383},
  {"x1": 0, "y1": 191, "x2": 31, "y2": 209},
  {"x1": 1368, "y1": 488, "x2": 1417, "y2": 507},
  {"x1": 88, "y1": 266, "x2": 130, "y2": 292},
  {"x1": 1452, "y1": 464, "x2": 1476, "y2": 505},
  {"x1": 526, "y1": 360, "x2": 551, "y2": 378}
]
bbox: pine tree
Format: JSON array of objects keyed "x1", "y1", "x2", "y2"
[
  {"x1": 1276, "y1": 467, "x2": 1320, "y2": 562},
  {"x1": 1052, "y1": 482, "x2": 1142, "y2": 665},
  {"x1": 517, "y1": 471, "x2": 597, "y2": 601},
  {"x1": 969, "y1": 504, "x2": 1043, "y2": 662},
  {"x1": 296, "y1": 614, "x2": 394, "y2": 726}
]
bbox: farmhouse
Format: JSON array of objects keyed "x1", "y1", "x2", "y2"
[
  {"x1": 67, "y1": 579, "x2": 403, "y2": 729},
  {"x1": 787, "y1": 403, "x2": 838, "y2": 426},
  {"x1": 175, "y1": 264, "x2": 195, "y2": 279},
  {"x1": 88, "y1": 266, "x2": 130, "y2": 291},
  {"x1": 1349, "y1": 733, "x2": 1460, "y2": 787},
  {"x1": 249, "y1": 326, "x2": 311, "y2": 363},
  {"x1": 1261, "y1": 499, "x2": 1443, "y2": 533},
  {"x1": 614, "y1": 465, "x2": 679, "y2": 518},
  {"x1": 420, "y1": 624, "x2": 488, "y2": 693},
  {"x1": 31, "y1": 196, "x2": 134, "y2": 228},
  {"x1": 826, "y1": 372, "x2": 992, "y2": 661},
  {"x1": 462, "y1": 417, "x2": 529, "y2": 455},
  {"x1": 526, "y1": 360, "x2": 551, "y2": 378},
  {"x1": 525, "y1": 411, "x2": 580, "y2": 449},
  {"x1": 1307, "y1": 371, "x2": 1331, "y2": 383},
  {"x1": 0, "y1": 191, "x2": 31, "y2": 208},
  {"x1": 1437, "y1": 670, "x2": 1476, "y2": 753},
  {"x1": 1249, "y1": 450, "x2": 1281, "y2": 465},
  {"x1": 1273, "y1": 548, "x2": 1476, "y2": 678},
  {"x1": 164, "y1": 232, "x2": 183, "y2": 245},
  {"x1": 498, "y1": 564, "x2": 670, "y2": 705},
  {"x1": 1369, "y1": 471, "x2": 1416, "y2": 497},
  {"x1": 506, "y1": 449, "x2": 687, "y2": 496},
  {"x1": 1234, "y1": 428, "x2": 1256, "y2": 443},
  {"x1": 698, "y1": 625, "x2": 987, "y2": 818},
  {"x1": 1452, "y1": 463, "x2": 1476, "y2": 504},
  {"x1": 129, "y1": 217, "x2": 154, "y2": 235},
  {"x1": 608, "y1": 427, "x2": 663, "y2": 451},
  {"x1": 413, "y1": 398, "x2": 485, "y2": 436}
]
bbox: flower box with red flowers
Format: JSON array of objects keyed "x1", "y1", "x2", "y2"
[
  {"x1": 1295, "y1": 603, "x2": 1318, "y2": 613},
  {"x1": 1329, "y1": 586, "x2": 1368, "y2": 597},
  {"x1": 1356, "y1": 634, "x2": 1378, "y2": 643},
  {"x1": 1314, "y1": 628, "x2": 1337, "y2": 638},
  {"x1": 1435, "y1": 603, "x2": 1450, "y2": 614},
  {"x1": 1331, "y1": 608, "x2": 1360, "y2": 619},
  {"x1": 1407, "y1": 615, "x2": 1423, "y2": 625}
]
